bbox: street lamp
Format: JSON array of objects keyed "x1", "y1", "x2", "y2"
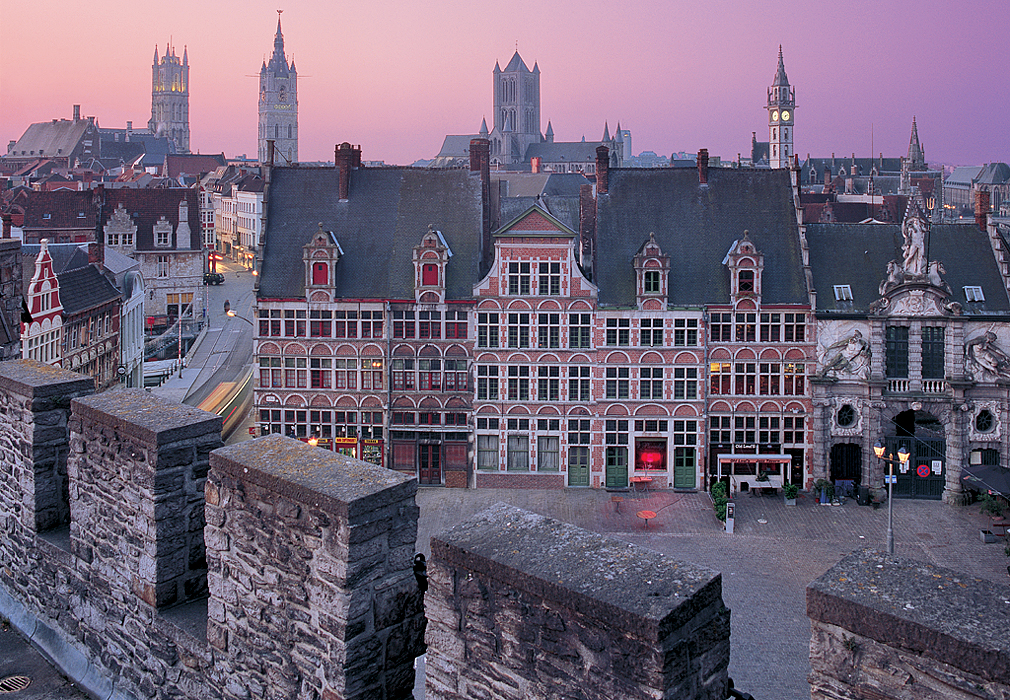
[
  {"x1": 307, "y1": 433, "x2": 319, "y2": 447},
  {"x1": 873, "y1": 441, "x2": 910, "y2": 554}
]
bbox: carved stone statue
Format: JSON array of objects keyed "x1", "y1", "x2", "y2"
[
  {"x1": 965, "y1": 332, "x2": 1010, "y2": 381},
  {"x1": 901, "y1": 214, "x2": 927, "y2": 277},
  {"x1": 878, "y1": 261, "x2": 905, "y2": 295},
  {"x1": 820, "y1": 330, "x2": 871, "y2": 380}
]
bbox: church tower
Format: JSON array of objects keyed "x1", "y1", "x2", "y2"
[
  {"x1": 491, "y1": 52, "x2": 541, "y2": 164},
  {"x1": 149, "y1": 43, "x2": 190, "y2": 153},
  {"x1": 767, "y1": 46, "x2": 795, "y2": 169},
  {"x1": 907, "y1": 117, "x2": 926, "y2": 171},
  {"x1": 258, "y1": 12, "x2": 298, "y2": 165}
]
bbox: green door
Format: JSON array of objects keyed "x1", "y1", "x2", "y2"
[
  {"x1": 568, "y1": 447, "x2": 589, "y2": 486},
  {"x1": 605, "y1": 447, "x2": 628, "y2": 488},
  {"x1": 674, "y1": 447, "x2": 696, "y2": 489}
]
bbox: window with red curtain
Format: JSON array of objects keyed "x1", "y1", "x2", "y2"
[{"x1": 422, "y1": 264, "x2": 438, "y2": 286}]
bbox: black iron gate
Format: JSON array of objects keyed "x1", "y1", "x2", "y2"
[{"x1": 885, "y1": 436, "x2": 945, "y2": 500}]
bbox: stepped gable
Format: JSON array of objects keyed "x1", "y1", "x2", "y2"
[
  {"x1": 595, "y1": 167, "x2": 804, "y2": 306},
  {"x1": 258, "y1": 166, "x2": 483, "y2": 301}
]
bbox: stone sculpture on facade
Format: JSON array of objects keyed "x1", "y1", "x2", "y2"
[
  {"x1": 901, "y1": 212, "x2": 927, "y2": 277},
  {"x1": 965, "y1": 331, "x2": 1010, "y2": 381},
  {"x1": 819, "y1": 329, "x2": 871, "y2": 380}
]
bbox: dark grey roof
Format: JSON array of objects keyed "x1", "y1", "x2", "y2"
[
  {"x1": 976, "y1": 162, "x2": 1010, "y2": 185},
  {"x1": 58, "y1": 264, "x2": 121, "y2": 316},
  {"x1": 503, "y1": 51, "x2": 530, "y2": 73},
  {"x1": 945, "y1": 166, "x2": 983, "y2": 187},
  {"x1": 436, "y1": 135, "x2": 478, "y2": 159},
  {"x1": 806, "y1": 223, "x2": 1010, "y2": 314},
  {"x1": 595, "y1": 168, "x2": 806, "y2": 307},
  {"x1": 524, "y1": 141, "x2": 602, "y2": 163},
  {"x1": 259, "y1": 167, "x2": 483, "y2": 301},
  {"x1": 800, "y1": 157, "x2": 904, "y2": 185}
]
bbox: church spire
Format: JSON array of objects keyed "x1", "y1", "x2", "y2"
[
  {"x1": 772, "y1": 45, "x2": 789, "y2": 86},
  {"x1": 479, "y1": 117, "x2": 488, "y2": 136},
  {"x1": 907, "y1": 116, "x2": 925, "y2": 168}
]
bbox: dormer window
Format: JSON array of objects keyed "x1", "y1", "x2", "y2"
[
  {"x1": 43, "y1": 213, "x2": 51, "y2": 220},
  {"x1": 312, "y1": 262, "x2": 329, "y2": 286},
  {"x1": 738, "y1": 270, "x2": 754, "y2": 293},
  {"x1": 964, "y1": 286, "x2": 985, "y2": 302},
  {"x1": 644, "y1": 270, "x2": 661, "y2": 294},
  {"x1": 833, "y1": 285, "x2": 853, "y2": 301},
  {"x1": 422, "y1": 263, "x2": 438, "y2": 286}
]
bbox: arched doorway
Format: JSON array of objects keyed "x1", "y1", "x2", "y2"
[
  {"x1": 829, "y1": 444, "x2": 861, "y2": 498},
  {"x1": 883, "y1": 409, "x2": 945, "y2": 499}
]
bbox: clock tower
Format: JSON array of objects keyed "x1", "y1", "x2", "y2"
[
  {"x1": 767, "y1": 46, "x2": 794, "y2": 169},
  {"x1": 258, "y1": 11, "x2": 298, "y2": 165}
]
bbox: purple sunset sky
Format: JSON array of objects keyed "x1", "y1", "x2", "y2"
[{"x1": 2, "y1": 0, "x2": 1007, "y2": 166}]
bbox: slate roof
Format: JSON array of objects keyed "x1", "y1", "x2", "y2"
[
  {"x1": 259, "y1": 166, "x2": 483, "y2": 301},
  {"x1": 104, "y1": 188, "x2": 201, "y2": 251},
  {"x1": 800, "y1": 157, "x2": 904, "y2": 185},
  {"x1": 164, "y1": 153, "x2": 227, "y2": 178},
  {"x1": 503, "y1": 51, "x2": 530, "y2": 73},
  {"x1": 975, "y1": 162, "x2": 1010, "y2": 185},
  {"x1": 6, "y1": 118, "x2": 94, "y2": 159},
  {"x1": 595, "y1": 168, "x2": 806, "y2": 307},
  {"x1": 945, "y1": 166, "x2": 983, "y2": 188},
  {"x1": 806, "y1": 223, "x2": 1010, "y2": 314},
  {"x1": 524, "y1": 141, "x2": 602, "y2": 164},
  {"x1": 22, "y1": 190, "x2": 98, "y2": 230},
  {"x1": 58, "y1": 264, "x2": 120, "y2": 316}
]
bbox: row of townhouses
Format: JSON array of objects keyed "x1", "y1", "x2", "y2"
[{"x1": 253, "y1": 141, "x2": 1010, "y2": 502}]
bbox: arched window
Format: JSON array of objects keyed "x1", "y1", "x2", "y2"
[{"x1": 312, "y1": 262, "x2": 328, "y2": 286}]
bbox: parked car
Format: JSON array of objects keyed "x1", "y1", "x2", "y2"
[{"x1": 204, "y1": 272, "x2": 225, "y2": 285}]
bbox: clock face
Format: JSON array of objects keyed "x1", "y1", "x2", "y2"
[
  {"x1": 781, "y1": 110, "x2": 791, "y2": 121},
  {"x1": 771, "y1": 110, "x2": 779, "y2": 122}
]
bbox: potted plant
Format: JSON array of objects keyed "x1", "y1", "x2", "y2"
[
  {"x1": 710, "y1": 481, "x2": 729, "y2": 522},
  {"x1": 813, "y1": 478, "x2": 834, "y2": 505},
  {"x1": 783, "y1": 483, "x2": 799, "y2": 505},
  {"x1": 979, "y1": 493, "x2": 1004, "y2": 519}
]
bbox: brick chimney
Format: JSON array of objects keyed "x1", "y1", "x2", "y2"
[
  {"x1": 697, "y1": 149, "x2": 709, "y2": 185},
  {"x1": 88, "y1": 240, "x2": 104, "y2": 267},
  {"x1": 335, "y1": 142, "x2": 356, "y2": 200},
  {"x1": 975, "y1": 189, "x2": 990, "y2": 231},
  {"x1": 2, "y1": 213, "x2": 11, "y2": 239},
  {"x1": 531, "y1": 156, "x2": 541, "y2": 174},
  {"x1": 579, "y1": 183, "x2": 596, "y2": 277},
  {"x1": 595, "y1": 146, "x2": 609, "y2": 194},
  {"x1": 469, "y1": 138, "x2": 491, "y2": 269}
]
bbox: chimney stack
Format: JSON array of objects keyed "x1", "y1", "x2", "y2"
[
  {"x1": 531, "y1": 156, "x2": 541, "y2": 174},
  {"x1": 2, "y1": 213, "x2": 12, "y2": 239},
  {"x1": 595, "y1": 146, "x2": 609, "y2": 194},
  {"x1": 469, "y1": 138, "x2": 491, "y2": 267},
  {"x1": 697, "y1": 149, "x2": 709, "y2": 185},
  {"x1": 335, "y1": 142, "x2": 354, "y2": 200},
  {"x1": 975, "y1": 189, "x2": 990, "y2": 232},
  {"x1": 73, "y1": 105, "x2": 80, "y2": 122},
  {"x1": 88, "y1": 240, "x2": 104, "y2": 267}
]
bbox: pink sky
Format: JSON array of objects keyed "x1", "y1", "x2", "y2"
[{"x1": 2, "y1": 0, "x2": 1008, "y2": 166}]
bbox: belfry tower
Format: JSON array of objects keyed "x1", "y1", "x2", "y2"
[
  {"x1": 767, "y1": 46, "x2": 795, "y2": 169},
  {"x1": 149, "y1": 43, "x2": 190, "y2": 153},
  {"x1": 258, "y1": 11, "x2": 298, "y2": 165}
]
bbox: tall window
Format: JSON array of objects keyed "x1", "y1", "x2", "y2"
[
  {"x1": 445, "y1": 310, "x2": 467, "y2": 338},
  {"x1": 537, "y1": 419, "x2": 560, "y2": 471},
  {"x1": 537, "y1": 366, "x2": 560, "y2": 401},
  {"x1": 759, "y1": 417, "x2": 780, "y2": 444},
  {"x1": 310, "y1": 310, "x2": 331, "y2": 337},
  {"x1": 759, "y1": 363, "x2": 781, "y2": 395},
  {"x1": 735, "y1": 313, "x2": 756, "y2": 342},
  {"x1": 606, "y1": 318, "x2": 630, "y2": 346},
  {"x1": 538, "y1": 262, "x2": 560, "y2": 295},
  {"x1": 477, "y1": 312, "x2": 498, "y2": 348},
  {"x1": 644, "y1": 270, "x2": 661, "y2": 294},
  {"x1": 360, "y1": 359, "x2": 383, "y2": 390},
  {"x1": 734, "y1": 362, "x2": 756, "y2": 395},
  {"x1": 640, "y1": 318, "x2": 663, "y2": 346},
  {"x1": 284, "y1": 358, "x2": 307, "y2": 388},
  {"x1": 443, "y1": 359, "x2": 467, "y2": 391},
  {"x1": 784, "y1": 313, "x2": 805, "y2": 342},
  {"x1": 477, "y1": 365, "x2": 498, "y2": 400},
  {"x1": 419, "y1": 311, "x2": 441, "y2": 339},
  {"x1": 310, "y1": 358, "x2": 332, "y2": 389},
  {"x1": 783, "y1": 363, "x2": 805, "y2": 395},
  {"x1": 569, "y1": 313, "x2": 591, "y2": 349},
  {"x1": 156, "y1": 255, "x2": 169, "y2": 277},
  {"x1": 334, "y1": 359, "x2": 356, "y2": 389},
  {"x1": 674, "y1": 367, "x2": 698, "y2": 399},
  {"x1": 639, "y1": 367, "x2": 664, "y2": 399},
  {"x1": 334, "y1": 310, "x2": 357, "y2": 338},
  {"x1": 709, "y1": 313, "x2": 732, "y2": 342},
  {"x1": 391, "y1": 359, "x2": 415, "y2": 390},
  {"x1": 605, "y1": 367, "x2": 629, "y2": 399},
  {"x1": 568, "y1": 366, "x2": 591, "y2": 401},
  {"x1": 738, "y1": 270, "x2": 754, "y2": 293},
  {"x1": 393, "y1": 310, "x2": 416, "y2": 339},
  {"x1": 360, "y1": 311, "x2": 383, "y2": 338},
  {"x1": 921, "y1": 326, "x2": 945, "y2": 379},
  {"x1": 418, "y1": 359, "x2": 441, "y2": 390},
  {"x1": 507, "y1": 366, "x2": 530, "y2": 400},
  {"x1": 759, "y1": 313, "x2": 780, "y2": 342},
  {"x1": 508, "y1": 262, "x2": 530, "y2": 295},
  {"x1": 885, "y1": 326, "x2": 909, "y2": 378},
  {"x1": 710, "y1": 362, "x2": 731, "y2": 394},
  {"x1": 538, "y1": 313, "x2": 560, "y2": 348},
  {"x1": 734, "y1": 416, "x2": 756, "y2": 443},
  {"x1": 477, "y1": 418, "x2": 499, "y2": 470},
  {"x1": 507, "y1": 313, "x2": 530, "y2": 348},
  {"x1": 674, "y1": 319, "x2": 698, "y2": 346},
  {"x1": 507, "y1": 434, "x2": 529, "y2": 471}
]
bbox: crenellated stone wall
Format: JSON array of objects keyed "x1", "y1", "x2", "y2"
[
  {"x1": 424, "y1": 503, "x2": 732, "y2": 700},
  {"x1": 807, "y1": 548, "x2": 1010, "y2": 699},
  {"x1": 205, "y1": 435, "x2": 425, "y2": 700}
]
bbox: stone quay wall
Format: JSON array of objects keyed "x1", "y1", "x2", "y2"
[
  {"x1": 0, "y1": 360, "x2": 426, "y2": 700},
  {"x1": 807, "y1": 548, "x2": 1010, "y2": 699},
  {"x1": 206, "y1": 435, "x2": 425, "y2": 700},
  {"x1": 424, "y1": 503, "x2": 731, "y2": 700}
]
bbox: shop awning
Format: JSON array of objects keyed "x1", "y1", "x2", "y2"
[
  {"x1": 961, "y1": 464, "x2": 1010, "y2": 497},
  {"x1": 717, "y1": 453, "x2": 792, "y2": 463}
]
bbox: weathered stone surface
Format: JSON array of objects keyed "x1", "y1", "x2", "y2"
[
  {"x1": 72, "y1": 389, "x2": 221, "y2": 447},
  {"x1": 426, "y1": 503, "x2": 730, "y2": 700},
  {"x1": 807, "y1": 547, "x2": 1010, "y2": 698}
]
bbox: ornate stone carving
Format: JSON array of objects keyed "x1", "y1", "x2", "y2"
[
  {"x1": 901, "y1": 212, "x2": 927, "y2": 277},
  {"x1": 818, "y1": 327, "x2": 870, "y2": 381},
  {"x1": 830, "y1": 397, "x2": 864, "y2": 437},
  {"x1": 968, "y1": 401, "x2": 1002, "y2": 442},
  {"x1": 886, "y1": 290, "x2": 943, "y2": 317},
  {"x1": 965, "y1": 331, "x2": 1010, "y2": 382}
]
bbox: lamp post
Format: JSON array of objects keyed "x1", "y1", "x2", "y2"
[{"x1": 873, "y1": 441, "x2": 910, "y2": 554}]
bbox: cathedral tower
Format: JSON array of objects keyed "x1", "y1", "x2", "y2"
[
  {"x1": 491, "y1": 52, "x2": 541, "y2": 164},
  {"x1": 258, "y1": 12, "x2": 298, "y2": 165},
  {"x1": 149, "y1": 43, "x2": 190, "y2": 153},
  {"x1": 767, "y1": 46, "x2": 795, "y2": 169}
]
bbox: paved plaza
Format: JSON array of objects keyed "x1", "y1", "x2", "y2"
[{"x1": 416, "y1": 487, "x2": 1010, "y2": 700}]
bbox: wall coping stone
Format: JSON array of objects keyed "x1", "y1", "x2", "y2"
[
  {"x1": 431, "y1": 502, "x2": 723, "y2": 640},
  {"x1": 807, "y1": 546, "x2": 1010, "y2": 684},
  {"x1": 72, "y1": 389, "x2": 221, "y2": 447},
  {"x1": 0, "y1": 359, "x2": 94, "y2": 399},
  {"x1": 209, "y1": 433, "x2": 417, "y2": 519}
]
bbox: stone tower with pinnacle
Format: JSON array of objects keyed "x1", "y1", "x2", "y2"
[
  {"x1": 258, "y1": 11, "x2": 298, "y2": 165},
  {"x1": 767, "y1": 46, "x2": 795, "y2": 169},
  {"x1": 149, "y1": 42, "x2": 190, "y2": 153},
  {"x1": 491, "y1": 51, "x2": 541, "y2": 164}
]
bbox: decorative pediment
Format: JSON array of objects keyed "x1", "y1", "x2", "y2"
[
  {"x1": 413, "y1": 224, "x2": 451, "y2": 303},
  {"x1": 303, "y1": 223, "x2": 342, "y2": 291},
  {"x1": 723, "y1": 230, "x2": 764, "y2": 303},
  {"x1": 633, "y1": 232, "x2": 670, "y2": 310}
]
